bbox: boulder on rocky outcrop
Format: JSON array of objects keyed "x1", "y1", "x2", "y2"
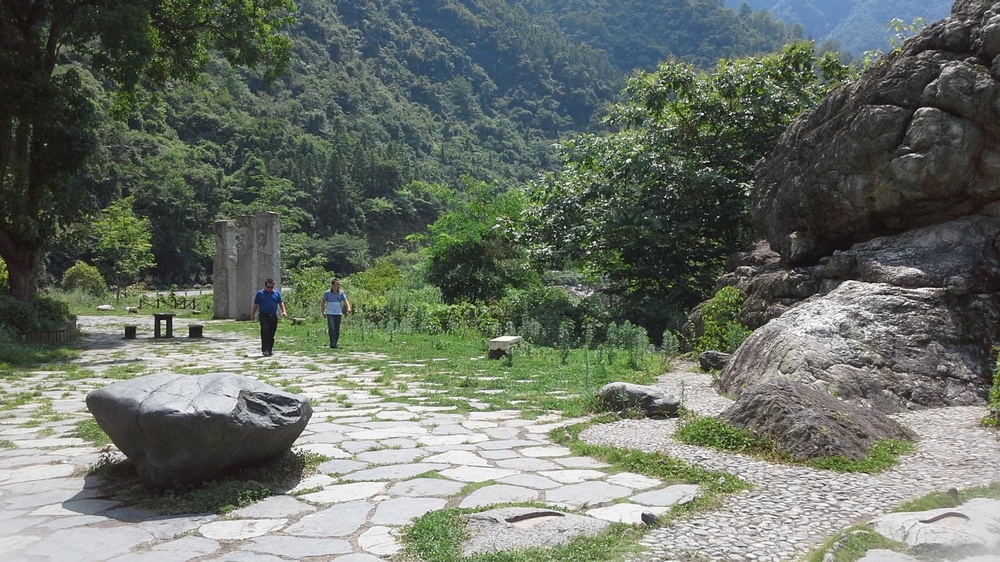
[
  {"x1": 86, "y1": 373, "x2": 312, "y2": 488},
  {"x1": 595, "y1": 382, "x2": 680, "y2": 419},
  {"x1": 720, "y1": 379, "x2": 915, "y2": 461},
  {"x1": 753, "y1": 0, "x2": 1000, "y2": 264},
  {"x1": 719, "y1": 280, "x2": 999, "y2": 412}
]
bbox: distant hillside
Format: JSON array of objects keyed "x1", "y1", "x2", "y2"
[
  {"x1": 730, "y1": 0, "x2": 952, "y2": 55},
  {"x1": 512, "y1": 0, "x2": 799, "y2": 71}
]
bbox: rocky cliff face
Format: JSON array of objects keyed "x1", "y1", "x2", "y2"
[
  {"x1": 754, "y1": 0, "x2": 1000, "y2": 264},
  {"x1": 717, "y1": 0, "x2": 1000, "y2": 413}
]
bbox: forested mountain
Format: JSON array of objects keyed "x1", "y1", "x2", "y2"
[
  {"x1": 50, "y1": 0, "x2": 806, "y2": 287},
  {"x1": 511, "y1": 0, "x2": 800, "y2": 71},
  {"x1": 731, "y1": 0, "x2": 952, "y2": 55}
]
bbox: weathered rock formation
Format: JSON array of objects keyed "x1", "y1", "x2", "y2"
[
  {"x1": 754, "y1": 0, "x2": 1000, "y2": 265},
  {"x1": 714, "y1": 0, "x2": 1000, "y2": 415},
  {"x1": 86, "y1": 373, "x2": 312, "y2": 488},
  {"x1": 720, "y1": 380, "x2": 915, "y2": 461}
]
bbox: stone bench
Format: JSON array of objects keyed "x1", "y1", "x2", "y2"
[
  {"x1": 291, "y1": 317, "x2": 306, "y2": 326},
  {"x1": 487, "y1": 335, "x2": 523, "y2": 359},
  {"x1": 188, "y1": 324, "x2": 203, "y2": 338},
  {"x1": 124, "y1": 325, "x2": 137, "y2": 339}
]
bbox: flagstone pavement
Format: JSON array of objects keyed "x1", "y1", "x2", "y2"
[{"x1": 1, "y1": 315, "x2": 998, "y2": 562}]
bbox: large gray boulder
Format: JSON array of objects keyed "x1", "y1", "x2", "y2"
[
  {"x1": 720, "y1": 379, "x2": 915, "y2": 461},
  {"x1": 719, "y1": 280, "x2": 999, "y2": 412},
  {"x1": 595, "y1": 382, "x2": 680, "y2": 419},
  {"x1": 87, "y1": 373, "x2": 312, "y2": 488},
  {"x1": 753, "y1": 0, "x2": 1000, "y2": 264}
]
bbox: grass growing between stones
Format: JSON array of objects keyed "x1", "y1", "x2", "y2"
[
  {"x1": 674, "y1": 415, "x2": 916, "y2": 473},
  {"x1": 804, "y1": 526, "x2": 906, "y2": 562},
  {"x1": 400, "y1": 506, "x2": 645, "y2": 562},
  {"x1": 85, "y1": 447, "x2": 328, "y2": 515},
  {"x1": 550, "y1": 417, "x2": 752, "y2": 521},
  {"x1": 73, "y1": 418, "x2": 112, "y2": 446},
  {"x1": 893, "y1": 481, "x2": 1000, "y2": 511}
]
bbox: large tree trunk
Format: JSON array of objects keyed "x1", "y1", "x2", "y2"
[{"x1": 0, "y1": 239, "x2": 38, "y2": 302}]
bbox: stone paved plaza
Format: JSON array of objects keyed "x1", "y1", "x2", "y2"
[{"x1": 1, "y1": 315, "x2": 998, "y2": 561}]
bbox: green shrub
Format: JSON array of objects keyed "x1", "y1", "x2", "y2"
[
  {"x1": 661, "y1": 330, "x2": 681, "y2": 357},
  {"x1": 0, "y1": 258, "x2": 8, "y2": 291},
  {"x1": 0, "y1": 294, "x2": 71, "y2": 336},
  {"x1": 497, "y1": 286, "x2": 610, "y2": 347},
  {"x1": 348, "y1": 259, "x2": 403, "y2": 294},
  {"x1": 695, "y1": 286, "x2": 752, "y2": 354},
  {"x1": 61, "y1": 261, "x2": 107, "y2": 296},
  {"x1": 285, "y1": 266, "x2": 332, "y2": 320}
]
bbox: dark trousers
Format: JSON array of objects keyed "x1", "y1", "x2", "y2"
[
  {"x1": 326, "y1": 314, "x2": 343, "y2": 347},
  {"x1": 259, "y1": 313, "x2": 278, "y2": 353}
]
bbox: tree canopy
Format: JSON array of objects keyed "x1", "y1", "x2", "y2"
[
  {"x1": 524, "y1": 43, "x2": 852, "y2": 333},
  {"x1": 0, "y1": 0, "x2": 294, "y2": 300}
]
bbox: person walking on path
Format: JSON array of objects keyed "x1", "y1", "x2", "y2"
[
  {"x1": 322, "y1": 278, "x2": 352, "y2": 348},
  {"x1": 251, "y1": 278, "x2": 287, "y2": 356}
]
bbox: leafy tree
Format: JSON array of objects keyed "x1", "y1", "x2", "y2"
[
  {"x1": 0, "y1": 0, "x2": 294, "y2": 300},
  {"x1": 94, "y1": 198, "x2": 156, "y2": 300},
  {"x1": 525, "y1": 42, "x2": 851, "y2": 332},
  {"x1": 419, "y1": 178, "x2": 538, "y2": 304}
]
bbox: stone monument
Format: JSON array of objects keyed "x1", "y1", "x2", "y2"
[{"x1": 213, "y1": 212, "x2": 281, "y2": 320}]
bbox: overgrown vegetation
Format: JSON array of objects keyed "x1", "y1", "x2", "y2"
[
  {"x1": 61, "y1": 261, "x2": 107, "y2": 297},
  {"x1": 0, "y1": 293, "x2": 73, "y2": 343},
  {"x1": 692, "y1": 286, "x2": 752, "y2": 354},
  {"x1": 985, "y1": 350, "x2": 1000, "y2": 427}
]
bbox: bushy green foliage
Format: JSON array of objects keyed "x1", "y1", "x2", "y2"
[
  {"x1": 661, "y1": 330, "x2": 681, "y2": 357},
  {"x1": 0, "y1": 294, "x2": 71, "y2": 337},
  {"x1": 695, "y1": 286, "x2": 752, "y2": 354},
  {"x1": 496, "y1": 286, "x2": 609, "y2": 348},
  {"x1": 286, "y1": 266, "x2": 333, "y2": 320},
  {"x1": 0, "y1": 258, "x2": 7, "y2": 291},
  {"x1": 61, "y1": 261, "x2": 107, "y2": 296},
  {"x1": 526, "y1": 42, "x2": 852, "y2": 330},
  {"x1": 421, "y1": 179, "x2": 539, "y2": 304},
  {"x1": 348, "y1": 260, "x2": 405, "y2": 294}
]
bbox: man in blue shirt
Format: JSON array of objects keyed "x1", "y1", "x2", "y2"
[
  {"x1": 251, "y1": 278, "x2": 287, "y2": 356},
  {"x1": 321, "y1": 278, "x2": 352, "y2": 348}
]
